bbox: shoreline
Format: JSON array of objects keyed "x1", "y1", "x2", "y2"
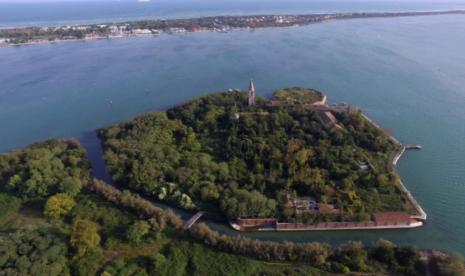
[
  {"x1": 230, "y1": 220, "x2": 423, "y2": 232},
  {"x1": 1, "y1": 10, "x2": 465, "y2": 47},
  {"x1": 231, "y1": 111, "x2": 427, "y2": 232},
  {"x1": 393, "y1": 147, "x2": 428, "y2": 221},
  {"x1": 1, "y1": 8, "x2": 462, "y2": 30}
]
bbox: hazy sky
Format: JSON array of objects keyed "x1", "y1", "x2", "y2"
[
  {"x1": 2, "y1": 0, "x2": 462, "y2": 2},
  {"x1": 1, "y1": 0, "x2": 464, "y2": 4}
]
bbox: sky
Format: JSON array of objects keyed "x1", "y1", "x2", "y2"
[{"x1": 1, "y1": 0, "x2": 462, "y2": 2}]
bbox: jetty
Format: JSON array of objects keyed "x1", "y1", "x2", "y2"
[
  {"x1": 405, "y1": 144, "x2": 422, "y2": 150},
  {"x1": 183, "y1": 211, "x2": 205, "y2": 230}
]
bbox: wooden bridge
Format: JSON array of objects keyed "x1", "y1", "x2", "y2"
[{"x1": 183, "y1": 211, "x2": 205, "y2": 230}]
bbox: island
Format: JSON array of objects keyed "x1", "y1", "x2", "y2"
[
  {"x1": 98, "y1": 82, "x2": 426, "y2": 232},
  {"x1": 1, "y1": 10, "x2": 465, "y2": 46},
  {"x1": 1, "y1": 85, "x2": 463, "y2": 275}
]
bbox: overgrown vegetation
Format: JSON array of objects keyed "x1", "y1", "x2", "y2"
[
  {"x1": 0, "y1": 139, "x2": 90, "y2": 199},
  {"x1": 272, "y1": 87, "x2": 324, "y2": 104},
  {"x1": 99, "y1": 89, "x2": 406, "y2": 222},
  {"x1": 0, "y1": 228, "x2": 70, "y2": 275},
  {"x1": 0, "y1": 139, "x2": 463, "y2": 275}
]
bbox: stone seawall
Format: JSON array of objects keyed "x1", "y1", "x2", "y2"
[
  {"x1": 363, "y1": 112, "x2": 427, "y2": 222},
  {"x1": 392, "y1": 147, "x2": 427, "y2": 221},
  {"x1": 230, "y1": 220, "x2": 423, "y2": 232}
]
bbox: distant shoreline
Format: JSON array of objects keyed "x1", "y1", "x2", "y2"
[{"x1": 1, "y1": 10, "x2": 465, "y2": 47}]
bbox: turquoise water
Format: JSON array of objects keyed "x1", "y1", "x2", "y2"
[{"x1": 1, "y1": 15, "x2": 465, "y2": 253}]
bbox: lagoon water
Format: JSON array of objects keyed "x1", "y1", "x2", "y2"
[{"x1": 1, "y1": 13, "x2": 465, "y2": 253}]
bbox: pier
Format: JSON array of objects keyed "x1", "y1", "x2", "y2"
[
  {"x1": 183, "y1": 211, "x2": 205, "y2": 230},
  {"x1": 405, "y1": 144, "x2": 422, "y2": 150}
]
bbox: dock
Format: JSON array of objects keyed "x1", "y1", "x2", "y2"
[
  {"x1": 183, "y1": 211, "x2": 204, "y2": 230},
  {"x1": 405, "y1": 144, "x2": 422, "y2": 150}
]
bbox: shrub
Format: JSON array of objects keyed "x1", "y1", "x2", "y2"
[
  {"x1": 70, "y1": 218, "x2": 101, "y2": 257},
  {"x1": 44, "y1": 193, "x2": 76, "y2": 219},
  {"x1": 126, "y1": 220, "x2": 151, "y2": 244}
]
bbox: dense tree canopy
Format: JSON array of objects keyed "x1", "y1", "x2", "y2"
[
  {"x1": 0, "y1": 228, "x2": 69, "y2": 276},
  {"x1": 0, "y1": 139, "x2": 90, "y2": 200},
  {"x1": 99, "y1": 89, "x2": 406, "y2": 220},
  {"x1": 0, "y1": 138, "x2": 458, "y2": 276},
  {"x1": 100, "y1": 88, "x2": 406, "y2": 220}
]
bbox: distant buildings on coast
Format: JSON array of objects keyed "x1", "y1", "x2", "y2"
[{"x1": 2, "y1": 11, "x2": 464, "y2": 46}]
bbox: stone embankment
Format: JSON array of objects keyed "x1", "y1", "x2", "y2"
[
  {"x1": 392, "y1": 146, "x2": 427, "y2": 221},
  {"x1": 361, "y1": 112, "x2": 426, "y2": 222},
  {"x1": 230, "y1": 219, "x2": 423, "y2": 232}
]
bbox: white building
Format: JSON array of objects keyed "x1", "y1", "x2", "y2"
[{"x1": 132, "y1": 29, "x2": 153, "y2": 35}]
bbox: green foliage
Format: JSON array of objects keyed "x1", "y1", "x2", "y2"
[
  {"x1": 370, "y1": 239, "x2": 422, "y2": 275},
  {"x1": 431, "y1": 252, "x2": 465, "y2": 276},
  {"x1": 70, "y1": 218, "x2": 101, "y2": 257},
  {"x1": 151, "y1": 240, "x2": 327, "y2": 276},
  {"x1": 87, "y1": 179, "x2": 184, "y2": 230},
  {"x1": 151, "y1": 253, "x2": 168, "y2": 274},
  {"x1": 44, "y1": 193, "x2": 76, "y2": 220},
  {"x1": 99, "y1": 89, "x2": 403, "y2": 220},
  {"x1": 0, "y1": 193, "x2": 22, "y2": 229},
  {"x1": 0, "y1": 139, "x2": 90, "y2": 200},
  {"x1": 332, "y1": 241, "x2": 369, "y2": 272},
  {"x1": 220, "y1": 188, "x2": 277, "y2": 218},
  {"x1": 70, "y1": 249, "x2": 103, "y2": 276},
  {"x1": 273, "y1": 87, "x2": 324, "y2": 104},
  {"x1": 0, "y1": 228, "x2": 69, "y2": 276},
  {"x1": 126, "y1": 220, "x2": 151, "y2": 244},
  {"x1": 101, "y1": 258, "x2": 148, "y2": 276},
  {"x1": 72, "y1": 192, "x2": 134, "y2": 239}
]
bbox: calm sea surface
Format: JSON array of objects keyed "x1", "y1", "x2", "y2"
[{"x1": 1, "y1": 9, "x2": 465, "y2": 253}]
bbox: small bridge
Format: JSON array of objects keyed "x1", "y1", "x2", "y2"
[{"x1": 183, "y1": 211, "x2": 205, "y2": 230}]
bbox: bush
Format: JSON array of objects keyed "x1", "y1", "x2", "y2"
[
  {"x1": 70, "y1": 218, "x2": 101, "y2": 257},
  {"x1": 71, "y1": 249, "x2": 103, "y2": 276},
  {"x1": 44, "y1": 193, "x2": 76, "y2": 219},
  {"x1": 333, "y1": 241, "x2": 368, "y2": 272},
  {"x1": 0, "y1": 193, "x2": 21, "y2": 229},
  {"x1": 431, "y1": 252, "x2": 465, "y2": 276},
  {"x1": 126, "y1": 220, "x2": 151, "y2": 244},
  {"x1": 101, "y1": 258, "x2": 148, "y2": 276}
]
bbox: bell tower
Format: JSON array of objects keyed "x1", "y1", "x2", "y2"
[{"x1": 248, "y1": 79, "x2": 255, "y2": 106}]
